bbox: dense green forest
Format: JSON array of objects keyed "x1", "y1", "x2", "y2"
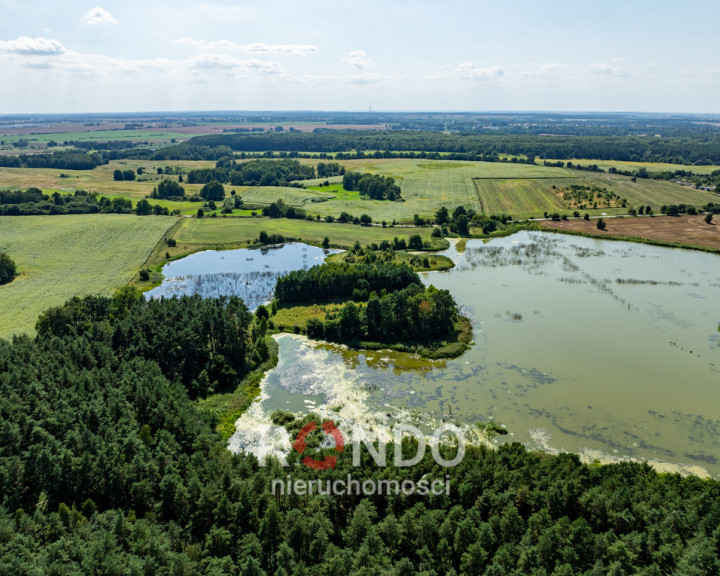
[
  {"x1": 0, "y1": 188, "x2": 170, "y2": 216},
  {"x1": 187, "y1": 158, "x2": 315, "y2": 186},
  {"x1": 148, "y1": 131, "x2": 720, "y2": 165},
  {"x1": 305, "y1": 283, "x2": 458, "y2": 344},
  {"x1": 1, "y1": 291, "x2": 720, "y2": 574},
  {"x1": 275, "y1": 262, "x2": 421, "y2": 304},
  {"x1": 0, "y1": 149, "x2": 107, "y2": 170}
]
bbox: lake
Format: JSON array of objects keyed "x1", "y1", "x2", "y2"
[
  {"x1": 146, "y1": 242, "x2": 339, "y2": 310},
  {"x1": 228, "y1": 232, "x2": 720, "y2": 477}
]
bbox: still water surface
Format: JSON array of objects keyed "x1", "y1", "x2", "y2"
[
  {"x1": 153, "y1": 234, "x2": 720, "y2": 476},
  {"x1": 146, "y1": 242, "x2": 338, "y2": 309}
]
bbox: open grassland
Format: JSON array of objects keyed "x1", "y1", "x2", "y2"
[
  {"x1": 0, "y1": 130, "x2": 190, "y2": 146},
  {"x1": 571, "y1": 171, "x2": 719, "y2": 208},
  {"x1": 472, "y1": 170, "x2": 718, "y2": 217},
  {"x1": 238, "y1": 186, "x2": 335, "y2": 206},
  {"x1": 294, "y1": 175, "x2": 343, "y2": 186},
  {"x1": 307, "y1": 183, "x2": 362, "y2": 202},
  {"x1": 0, "y1": 215, "x2": 176, "y2": 339},
  {"x1": 545, "y1": 158, "x2": 720, "y2": 175},
  {"x1": 0, "y1": 160, "x2": 215, "y2": 199},
  {"x1": 474, "y1": 178, "x2": 570, "y2": 216},
  {"x1": 173, "y1": 217, "x2": 443, "y2": 249},
  {"x1": 286, "y1": 159, "x2": 572, "y2": 222},
  {"x1": 3, "y1": 157, "x2": 716, "y2": 223},
  {"x1": 539, "y1": 214, "x2": 720, "y2": 252}
]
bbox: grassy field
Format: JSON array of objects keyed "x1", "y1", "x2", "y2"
[
  {"x1": 572, "y1": 171, "x2": 718, "y2": 208},
  {"x1": 544, "y1": 158, "x2": 720, "y2": 175},
  {"x1": 0, "y1": 215, "x2": 176, "y2": 339},
  {"x1": 472, "y1": 170, "x2": 718, "y2": 218},
  {"x1": 278, "y1": 159, "x2": 572, "y2": 222},
  {"x1": 307, "y1": 183, "x2": 362, "y2": 202},
  {"x1": 2, "y1": 157, "x2": 717, "y2": 223},
  {"x1": 173, "y1": 217, "x2": 444, "y2": 249},
  {"x1": 0, "y1": 160, "x2": 215, "y2": 199},
  {"x1": 238, "y1": 186, "x2": 335, "y2": 207},
  {"x1": 0, "y1": 130, "x2": 190, "y2": 146},
  {"x1": 474, "y1": 178, "x2": 570, "y2": 216}
]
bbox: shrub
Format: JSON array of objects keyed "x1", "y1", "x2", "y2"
[
  {"x1": 0, "y1": 252, "x2": 17, "y2": 285},
  {"x1": 596, "y1": 218, "x2": 606, "y2": 230},
  {"x1": 408, "y1": 234, "x2": 423, "y2": 250}
]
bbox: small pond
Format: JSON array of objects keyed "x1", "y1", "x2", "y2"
[{"x1": 146, "y1": 242, "x2": 338, "y2": 310}]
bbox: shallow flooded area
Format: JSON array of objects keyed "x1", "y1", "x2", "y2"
[{"x1": 227, "y1": 233, "x2": 720, "y2": 477}]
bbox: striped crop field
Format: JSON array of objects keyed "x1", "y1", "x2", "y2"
[
  {"x1": 0, "y1": 214, "x2": 176, "y2": 339},
  {"x1": 474, "y1": 178, "x2": 573, "y2": 216}
]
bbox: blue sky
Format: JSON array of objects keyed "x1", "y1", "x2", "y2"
[{"x1": 0, "y1": 0, "x2": 718, "y2": 113}]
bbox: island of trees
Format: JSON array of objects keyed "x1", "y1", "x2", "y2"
[{"x1": 274, "y1": 261, "x2": 469, "y2": 357}]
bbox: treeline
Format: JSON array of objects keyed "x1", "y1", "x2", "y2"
[
  {"x1": 187, "y1": 158, "x2": 316, "y2": 186},
  {"x1": 2, "y1": 293, "x2": 720, "y2": 573},
  {"x1": 0, "y1": 149, "x2": 107, "y2": 170},
  {"x1": 145, "y1": 130, "x2": 720, "y2": 164},
  {"x1": 343, "y1": 172, "x2": 403, "y2": 201},
  {"x1": 306, "y1": 283, "x2": 457, "y2": 344},
  {"x1": 275, "y1": 261, "x2": 421, "y2": 304},
  {"x1": 0, "y1": 187, "x2": 170, "y2": 216}
]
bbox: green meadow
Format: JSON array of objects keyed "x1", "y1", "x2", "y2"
[{"x1": 0, "y1": 214, "x2": 175, "y2": 339}]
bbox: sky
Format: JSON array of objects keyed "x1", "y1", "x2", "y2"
[{"x1": 0, "y1": 0, "x2": 719, "y2": 114}]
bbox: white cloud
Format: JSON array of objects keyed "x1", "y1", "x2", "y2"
[
  {"x1": 176, "y1": 38, "x2": 317, "y2": 55},
  {"x1": 186, "y1": 53, "x2": 283, "y2": 74},
  {"x1": 243, "y1": 42, "x2": 317, "y2": 55},
  {"x1": 589, "y1": 63, "x2": 628, "y2": 76},
  {"x1": 0, "y1": 36, "x2": 66, "y2": 55},
  {"x1": 456, "y1": 62, "x2": 504, "y2": 80},
  {"x1": 342, "y1": 50, "x2": 374, "y2": 69},
  {"x1": 521, "y1": 63, "x2": 565, "y2": 77},
  {"x1": 83, "y1": 7, "x2": 119, "y2": 26},
  {"x1": 296, "y1": 72, "x2": 386, "y2": 85}
]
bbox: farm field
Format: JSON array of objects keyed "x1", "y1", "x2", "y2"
[
  {"x1": 474, "y1": 178, "x2": 571, "y2": 216},
  {"x1": 0, "y1": 214, "x2": 176, "y2": 339},
  {"x1": 544, "y1": 158, "x2": 720, "y2": 175},
  {"x1": 472, "y1": 170, "x2": 718, "y2": 218},
  {"x1": 173, "y1": 216, "x2": 443, "y2": 249},
  {"x1": 286, "y1": 159, "x2": 572, "y2": 222},
  {"x1": 0, "y1": 130, "x2": 191, "y2": 147},
  {"x1": 2, "y1": 157, "x2": 718, "y2": 222},
  {"x1": 539, "y1": 214, "x2": 720, "y2": 251},
  {"x1": 0, "y1": 160, "x2": 216, "y2": 199},
  {"x1": 573, "y1": 171, "x2": 719, "y2": 207}
]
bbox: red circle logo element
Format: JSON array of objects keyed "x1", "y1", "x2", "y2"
[{"x1": 292, "y1": 421, "x2": 344, "y2": 469}]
